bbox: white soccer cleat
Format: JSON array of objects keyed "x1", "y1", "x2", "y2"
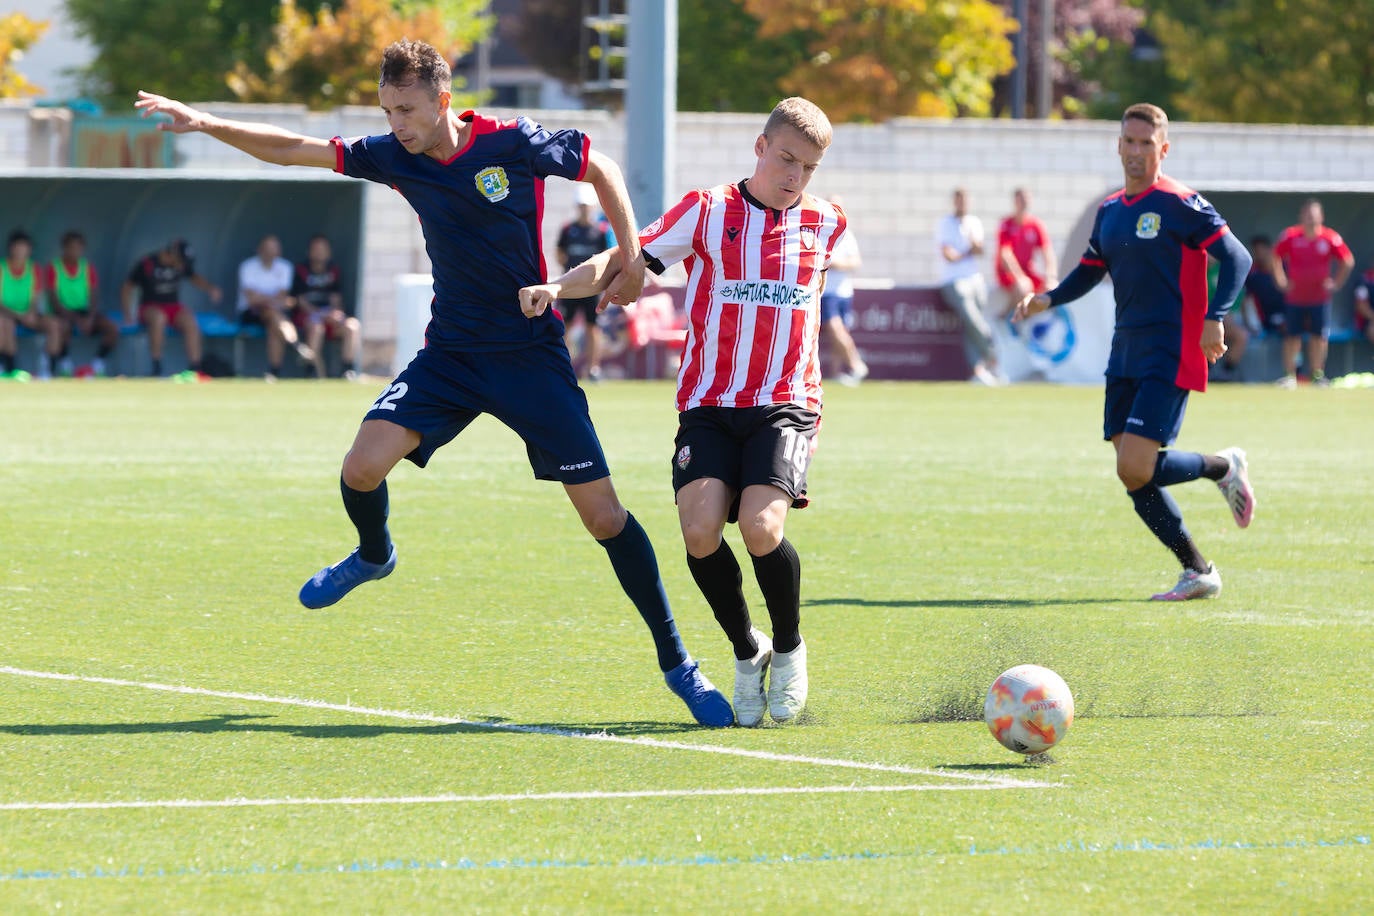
[
  {"x1": 1150, "y1": 564, "x2": 1222, "y2": 601},
  {"x1": 1215, "y1": 446, "x2": 1255, "y2": 528},
  {"x1": 733, "y1": 629, "x2": 772, "y2": 728},
  {"x1": 767, "y1": 638, "x2": 809, "y2": 722}
]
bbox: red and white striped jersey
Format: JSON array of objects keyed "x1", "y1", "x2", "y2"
[{"x1": 640, "y1": 182, "x2": 847, "y2": 413}]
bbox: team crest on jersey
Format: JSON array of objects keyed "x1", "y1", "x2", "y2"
[
  {"x1": 1135, "y1": 212, "x2": 1162, "y2": 239},
  {"x1": 641, "y1": 215, "x2": 664, "y2": 237},
  {"x1": 799, "y1": 227, "x2": 817, "y2": 250},
  {"x1": 474, "y1": 166, "x2": 511, "y2": 202},
  {"x1": 675, "y1": 445, "x2": 691, "y2": 470}
]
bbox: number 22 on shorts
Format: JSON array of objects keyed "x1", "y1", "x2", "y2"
[{"x1": 370, "y1": 382, "x2": 408, "y2": 412}]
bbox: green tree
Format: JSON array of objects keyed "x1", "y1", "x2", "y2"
[
  {"x1": 744, "y1": 0, "x2": 1016, "y2": 121},
  {"x1": 1145, "y1": 0, "x2": 1374, "y2": 124},
  {"x1": 227, "y1": 0, "x2": 490, "y2": 109},
  {"x1": 678, "y1": 0, "x2": 804, "y2": 112},
  {"x1": 65, "y1": 0, "x2": 299, "y2": 103},
  {"x1": 0, "y1": 12, "x2": 48, "y2": 98}
]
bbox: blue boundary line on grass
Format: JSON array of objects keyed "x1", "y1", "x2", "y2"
[{"x1": 2, "y1": 835, "x2": 1368, "y2": 882}]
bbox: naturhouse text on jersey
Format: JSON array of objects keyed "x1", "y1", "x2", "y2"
[{"x1": 716, "y1": 279, "x2": 813, "y2": 310}]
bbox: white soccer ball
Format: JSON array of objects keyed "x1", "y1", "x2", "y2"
[{"x1": 984, "y1": 664, "x2": 1074, "y2": 755}]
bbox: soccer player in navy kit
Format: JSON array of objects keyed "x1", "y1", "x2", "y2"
[
  {"x1": 1015, "y1": 103, "x2": 1257, "y2": 601},
  {"x1": 134, "y1": 39, "x2": 733, "y2": 726}
]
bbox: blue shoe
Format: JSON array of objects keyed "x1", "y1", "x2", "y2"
[
  {"x1": 299, "y1": 547, "x2": 396, "y2": 609},
  {"x1": 665, "y1": 658, "x2": 734, "y2": 727}
]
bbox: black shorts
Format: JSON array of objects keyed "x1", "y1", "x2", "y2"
[
  {"x1": 559, "y1": 296, "x2": 599, "y2": 325},
  {"x1": 672, "y1": 404, "x2": 820, "y2": 521}
]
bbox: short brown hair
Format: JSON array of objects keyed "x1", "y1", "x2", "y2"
[
  {"x1": 380, "y1": 39, "x2": 451, "y2": 96},
  {"x1": 1122, "y1": 102, "x2": 1168, "y2": 136},
  {"x1": 764, "y1": 97, "x2": 833, "y2": 150}
]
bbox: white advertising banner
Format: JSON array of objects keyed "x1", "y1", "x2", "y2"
[{"x1": 993, "y1": 283, "x2": 1116, "y2": 384}]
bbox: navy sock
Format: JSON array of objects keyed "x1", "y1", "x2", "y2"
[
  {"x1": 1152, "y1": 450, "x2": 1205, "y2": 487},
  {"x1": 340, "y1": 477, "x2": 393, "y2": 564},
  {"x1": 1129, "y1": 484, "x2": 1207, "y2": 572},
  {"x1": 686, "y1": 540, "x2": 757, "y2": 661},
  {"x1": 751, "y1": 538, "x2": 802, "y2": 654},
  {"x1": 598, "y1": 513, "x2": 687, "y2": 672}
]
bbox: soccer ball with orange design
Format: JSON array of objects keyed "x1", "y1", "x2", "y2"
[{"x1": 984, "y1": 664, "x2": 1074, "y2": 755}]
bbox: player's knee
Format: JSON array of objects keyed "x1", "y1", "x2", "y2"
[
  {"x1": 581, "y1": 501, "x2": 627, "y2": 540},
  {"x1": 1116, "y1": 461, "x2": 1152, "y2": 492},
  {"x1": 738, "y1": 513, "x2": 784, "y2": 556},
  {"x1": 341, "y1": 449, "x2": 388, "y2": 491},
  {"x1": 680, "y1": 518, "x2": 724, "y2": 558}
]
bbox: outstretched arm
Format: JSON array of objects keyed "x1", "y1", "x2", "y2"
[
  {"x1": 135, "y1": 91, "x2": 336, "y2": 169},
  {"x1": 580, "y1": 151, "x2": 644, "y2": 305},
  {"x1": 518, "y1": 248, "x2": 623, "y2": 319}
]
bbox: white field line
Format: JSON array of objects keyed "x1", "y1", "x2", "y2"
[
  {"x1": 0, "y1": 665, "x2": 1054, "y2": 790},
  {"x1": 0, "y1": 782, "x2": 1018, "y2": 813}
]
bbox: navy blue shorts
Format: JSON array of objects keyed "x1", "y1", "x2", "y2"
[
  {"x1": 364, "y1": 340, "x2": 610, "y2": 484},
  {"x1": 1282, "y1": 302, "x2": 1330, "y2": 338},
  {"x1": 1103, "y1": 376, "x2": 1189, "y2": 446},
  {"x1": 819, "y1": 293, "x2": 853, "y2": 325}
]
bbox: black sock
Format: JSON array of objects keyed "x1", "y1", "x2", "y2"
[
  {"x1": 47, "y1": 353, "x2": 60, "y2": 374},
  {"x1": 598, "y1": 513, "x2": 687, "y2": 672},
  {"x1": 1201, "y1": 455, "x2": 1229, "y2": 481},
  {"x1": 97, "y1": 343, "x2": 114, "y2": 358},
  {"x1": 0, "y1": 354, "x2": 13, "y2": 374},
  {"x1": 1129, "y1": 484, "x2": 1207, "y2": 572},
  {"x1": 340, "y1": 477, "x2": 393, "y2": 564},
  {"x1": 751, "y1": 538, "x2": 802, "y2": 654},
  {"x1": 151, "y1": 358, "x2": 162, "y2": 376},
  {"x1": 187, "y1": 360, "x2": 201, "y2": 373},
  {"x1": 686, "y1": 541, "x2": 757, "y2": 660},
  {"x1": 269, "y1": 363, "x2": 282, "y2": 376}
]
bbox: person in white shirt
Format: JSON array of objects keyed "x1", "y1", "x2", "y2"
[
  {"x1": 937, "y1": 188, "x2": 1001, "y2": 385},
  {"x1": 819, "y1": 194, "x2": 867, "y2": 385},
  {"x1": 238, "y1": 234, "x2": 313, "y2": 380}
]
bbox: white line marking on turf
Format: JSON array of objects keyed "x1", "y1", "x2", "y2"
[
  {"x1": 0, "y1": 666, "x2": 1054, "y2": 790},
  {"x1": 0, "y1": 782, "x2": 1016, "y2": 813}
]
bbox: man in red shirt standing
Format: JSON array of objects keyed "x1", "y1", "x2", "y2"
[
  {"x1": 1272, "y1": 198, "x2": 1353, "y2": 387},
  {"x1": 995, "y1": 187, "x2": 1058, "y2": 315}
]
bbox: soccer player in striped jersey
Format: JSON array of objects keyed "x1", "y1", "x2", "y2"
[
  {"x1": 522, "y1": 98, "x2": 844, "y2": 725},
  {"x1": 1015, "y1": 103, "x2": 1257, "y2": 601},
  {"x1": 133, "y1": 39, "x2": 734, "y2": 727}
]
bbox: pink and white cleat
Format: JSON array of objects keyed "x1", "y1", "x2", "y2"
[
  {"x1": 1215, "y1": 447, "x2": 1255, "y2": 528},
  {"x1": 1151, "y1": 564, "x2": 1222, "y2": 601}
]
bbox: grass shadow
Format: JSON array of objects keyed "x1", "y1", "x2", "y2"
[
  {"x1": 805, "y1": 598, "x2": 1133, "y2": 609},
  {"x1": 0, "y1": 715, "x2": 709, "y2": 740}
]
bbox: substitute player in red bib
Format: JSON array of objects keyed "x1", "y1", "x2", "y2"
[
  {"x1": 1016, "y1": 103, "x2": 1257, "y2": 601},
  {"x1": 1272, "y1": 199, "x2": 1353, "y2": 388},
  {"x1": 524, "y1": 98, "x2": 843, "y2": 725},
  {"x1": 134, "y1": 39, "x2": 733, "y2": 727}
]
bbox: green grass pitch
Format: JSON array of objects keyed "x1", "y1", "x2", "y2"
[{"x1": 0, "y1": 378, "x2": 1369, "y2": 912}]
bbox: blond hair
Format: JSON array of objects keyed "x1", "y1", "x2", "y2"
[{"x1": 764, "y1": 97, "x2": 833, "y2": 150}]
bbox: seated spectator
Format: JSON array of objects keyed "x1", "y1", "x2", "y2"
[
  {"x1": 1, "y1": 230, "x2": 61, "y2": 380},
  {"x1": 121, "y1": 239, "x2": 219, "y2": 379},
  {"x1": 1244, "y1": 235, "x2": 1287, "y2": 337},
  {"x1": 48, "y1": 230, "x2": 120, "y2": 377},
  {"x1": 239, "y1": 234, "x2": 312, "y2": 380},
  {"x1": 288, "y1": 234, "x2": 360, "y2": 380},
  {"x1": 1353, "y1": 257, "x2": 1374, "y2": 346}
]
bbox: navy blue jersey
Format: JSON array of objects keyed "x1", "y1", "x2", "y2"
[
  {"x1": 333, "y1": 111, "x2": 590, "y2": 351},
  {"x1": 1070, "y1": 176, "x2": 1229, "y2": 391}
]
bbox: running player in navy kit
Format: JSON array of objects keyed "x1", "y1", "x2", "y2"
[
  {"x1": 134, "y1": 39, "x2": 732, "y2": 726},
  {"x1": 1015, "y1": 103, "x2": 1257, "y2": 601}
]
